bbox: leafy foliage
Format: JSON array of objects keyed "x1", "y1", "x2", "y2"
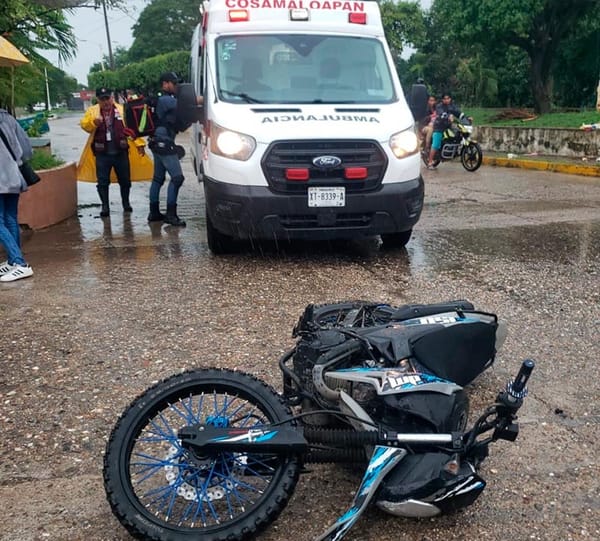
[
  {"x1": 379, "y1": 1, "x2": 426, "y2": 59},
  {"x1": 89, "y1": 46, "x2": 131, "y2": 73},
  {"x1": 30, "y1": 148, "x2": 65, "y2": 170},
  {"x1": 428, "y1": 0, "x2": 600, "y2": 113},
  {"x1": 88, "y1": 50, "x2": 190, "y2": 95},
  {"x1": 1, "y1": 0, "x2": 78, "y2": 63},
  {"x1": 127, "y1": 0, "x2": 200, "y2": 63}
]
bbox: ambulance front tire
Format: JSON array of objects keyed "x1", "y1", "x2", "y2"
[
  {"x1": 381, "y1": 229, "x2": 412, "y2": 249},
  {"x1": 206, "y1": 210, "x2": 236, "y2": 254},
  {"x1": 193, "y1": 157, "x2": 204, "y2": 181}
]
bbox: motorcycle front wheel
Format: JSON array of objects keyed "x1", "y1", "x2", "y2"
[
  {"x1": 103, "y1": 368, "x2": 301, "y2": 541},
  {"x1": 461, "y1": 142, "x2": 483, "y2": 172}
]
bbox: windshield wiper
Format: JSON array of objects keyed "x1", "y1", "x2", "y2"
[
  {"x1": 221, "y1": 90, "x2": 263, "y2": 104},
  {"x1": 310, "y1": 99, "x2": 357, "y2": 104}
]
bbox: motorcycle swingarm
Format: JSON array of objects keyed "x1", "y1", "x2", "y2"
[
  {"x1": 178, "y1": 424, "x2": 308, "y2": 455},
  {"x1": 315, "y1": 445, "x2": 407, "y2": 541}
]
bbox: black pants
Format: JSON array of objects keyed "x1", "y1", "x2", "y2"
[{"x1": 96, "y1": 151, "x2": 131, "y2": 189}]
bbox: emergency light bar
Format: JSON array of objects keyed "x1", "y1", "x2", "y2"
[
  {"x1": 349, "y1": 12, "x2": 367, "y2": 24},
  {"x1": 229, "y1": 9, "x2": 249, "y2": 21},
  {"x1": 289, "y1": 8, "x2": 309, "y2": 21},
  {"x1": 226, "y1": 7, "x2": 366, "y2": 24}
]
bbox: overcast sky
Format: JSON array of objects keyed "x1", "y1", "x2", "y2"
[
  {"x1": 43, "y1": 0, "x2": 149, "y2": 84},
  {"x1": 45, "y1": 0, "x2": 433, "y2": 86}
]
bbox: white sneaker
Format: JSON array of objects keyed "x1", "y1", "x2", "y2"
[
  {"x1": 0, "y1": 264, "x2": 33, "y2": 282},
  {"x1": 0, "y1": 261, "x2": 14, "y2": 276}
]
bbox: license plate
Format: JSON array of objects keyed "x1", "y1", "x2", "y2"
[{"x1": 308, "y1": 187, "x2": 346, "y2": 207}]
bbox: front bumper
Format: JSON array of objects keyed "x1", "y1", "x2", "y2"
[{"x1": 204, "y1": 176, "x2": 424, "y2": 241}]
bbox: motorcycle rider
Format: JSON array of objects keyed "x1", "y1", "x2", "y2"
[
  {"x1": 420, "y1": 94, "x2": 438, "y2": 152},
  {"x1": 427, "y1": 93, "x2": 468, "y2": 169}
]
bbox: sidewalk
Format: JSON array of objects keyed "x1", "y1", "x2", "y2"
[{"x1": 483, "y1": 151, "x2": 600, "y2": 178}]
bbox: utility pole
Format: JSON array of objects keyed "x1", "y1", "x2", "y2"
[
  {"x1": 44, "y1": 67, "x2": 52, "y2": 111},
  {"x1": 102, "y1": 0, "x2": 115, "y2": 70}
]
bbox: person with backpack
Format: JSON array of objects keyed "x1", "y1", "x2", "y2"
[
  {"x1": 147, "y1": 72, "x2": 188, "y2": 226},
  {"x1": 77, "y1": 87, "x2": 152, "y2": 216}
]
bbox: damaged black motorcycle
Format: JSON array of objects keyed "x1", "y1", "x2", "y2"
[{"x1": 103, "y1": 300, "x2": 534, "y2": 541}]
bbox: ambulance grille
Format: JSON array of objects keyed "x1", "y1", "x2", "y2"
[{"x1": 261, "y1": 140, "x2": 388, "y2": 194}]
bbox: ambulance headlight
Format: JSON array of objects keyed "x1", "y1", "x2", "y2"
[
  {"x1": 389, "y1": 128, "x2": 419, "y2": 159},
  {"x1": 211, "y1": 123, "x2": 256, "y2": 161}
]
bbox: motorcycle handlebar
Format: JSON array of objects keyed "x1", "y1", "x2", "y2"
[{"x1": 511, "y1": 359, "x2": 535, "y2": 395}]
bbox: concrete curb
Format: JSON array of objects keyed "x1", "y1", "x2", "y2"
[{"x1": 483, "y1": 155, "x2": 600, "y2": 178}]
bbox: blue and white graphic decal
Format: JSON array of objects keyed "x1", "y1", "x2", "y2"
[
  {"x1": 316, "y1": 445, "x2": 406, "y2": 541},
  {"x1": 209, "y1": 429, "x2": 278, "y2": 444},
  {"x1": 400, "y1": 311, "x2": 495, "y2": 327},
  {"x1": 328, "y1": 367, "x2": 459, "y2": 395},
  {"x1": 433, "y1": 476, "x2": 486, "y2": 502},
  {"x1": 384, "y1": 371, "x2": 449, "y2": 391}
]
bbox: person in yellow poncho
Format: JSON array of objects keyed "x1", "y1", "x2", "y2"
[{"x1": 77, "y1": 87, "x2": 154, "y2": 217}]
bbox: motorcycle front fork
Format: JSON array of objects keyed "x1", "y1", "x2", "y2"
[{"x1": 315, "y1": 446, "x2": 407, "y2": 541}]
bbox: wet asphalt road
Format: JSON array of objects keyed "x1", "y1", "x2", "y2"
[{"x1": 0, "y1": 114, "x2": 598, "y2": 541}]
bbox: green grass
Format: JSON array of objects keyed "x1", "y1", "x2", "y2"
[
  {"x1": 30, "y1": 149, "x2": 65, "y2": 170},
  {"x1": 468, "y1": 108, "x2": 600, "y2": 128}
]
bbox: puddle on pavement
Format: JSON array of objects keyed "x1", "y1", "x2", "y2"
[
  {"x1": 23, "y1": 211, "x2": 598, "y2": 280},
  {"x1": 409, "y1": 221, "x2": 599, "y2": 272}
]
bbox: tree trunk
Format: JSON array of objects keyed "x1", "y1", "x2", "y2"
[{"x1": 529, "y1": 48, "x2": 553, "y2": 114}]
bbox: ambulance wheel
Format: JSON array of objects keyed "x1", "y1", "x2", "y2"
[
  {"x1": 193, "y1": 156, "x2": 204, "y2": 181},
  {"x1": 206, "y1": 210, "x2": 236, "y2": 254},
  {"x1": 381, "y1": 229, "x2": 412, "y2": 249}
]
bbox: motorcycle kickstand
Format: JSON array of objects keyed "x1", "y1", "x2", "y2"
[{"x1": 314, "y1": 445, "x2": 407, "y2": 541}]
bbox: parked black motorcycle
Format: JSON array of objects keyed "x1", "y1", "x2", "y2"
[
  {"x1": 103, "y1": 300, "x2": 533, "y2": 541},
  {"x1": 422, "y1": 114, "x2": 483, "y2": 172}
]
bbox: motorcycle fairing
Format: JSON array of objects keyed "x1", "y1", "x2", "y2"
[
  {"x1": 410, "y1": 321, "x2": 497, "y2": 386},
  {"x1": 326, "y1": 367, "x2": 462, "y2": 396},
  {"x1": 316, "y1": 445, "x2": 407, "y2": 541},
  {"x1": 375, "y1": 452, "x2": 486, "y2": 517}
]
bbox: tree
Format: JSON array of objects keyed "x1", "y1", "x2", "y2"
[
  {"x1": 379, "y1": 1, "x2": 427, "y2": 61},
  {"x1": 1, "y1": 1, "x2": 77, "y2": 63},
  {"x1": 432, "y1": 0, "x2": 600, "y2": 114},
  {"x1": 127, "y1": 0, "x2": 200, "y2": 62},
  {"x1": 2, "y1": 2, "x2": 130, "y2": 61},
  {"x1": 88, "y1": 50, "x2": 189, "y2": 95},
  {"x1": 89, "y1": 46, "x2": 130, "y2": 73}
]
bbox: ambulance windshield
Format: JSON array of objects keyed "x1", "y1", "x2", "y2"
[{"x1": 216, "y1": 34, "x2": 395, "y2": 104}]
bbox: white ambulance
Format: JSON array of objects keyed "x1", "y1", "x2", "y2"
[{"x1": 190, "y1": 0, "x2": 426, "y2": 253}]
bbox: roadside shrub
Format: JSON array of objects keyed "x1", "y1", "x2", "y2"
[{"x1": 30, "y1": 149, "x2": 65, "y2": 170}]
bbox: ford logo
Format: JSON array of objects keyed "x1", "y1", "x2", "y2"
[{"x1": 312, "y1": 155, "x2": 342, "y2": 169}]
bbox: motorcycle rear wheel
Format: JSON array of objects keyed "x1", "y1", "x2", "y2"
[
  {"x1": 103, "y1": 368, "x2": 301, "y2": 541},
  {"x1": 461, "y1": 142, "x2": 483, "y2": 172},
  {"x1": 421, "y1": 148, "x2": 441, "y2": 168}
]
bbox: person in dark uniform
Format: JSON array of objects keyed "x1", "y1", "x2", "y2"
[{"x1": 147, "y1": 72, "x2": 186, "y2": 226}]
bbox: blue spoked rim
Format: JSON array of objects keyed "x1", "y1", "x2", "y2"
[{"x1": 127, "y1": 389, "x2": 282, "y2": 529}]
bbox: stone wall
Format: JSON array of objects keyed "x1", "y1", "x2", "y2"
[{"x1": 475, "y1": 126, "x2": 600, "y2": 158}]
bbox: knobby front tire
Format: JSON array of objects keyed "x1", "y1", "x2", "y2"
[{"x1": 103, "y1": 368, "x2": 301, "y2": 541}]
